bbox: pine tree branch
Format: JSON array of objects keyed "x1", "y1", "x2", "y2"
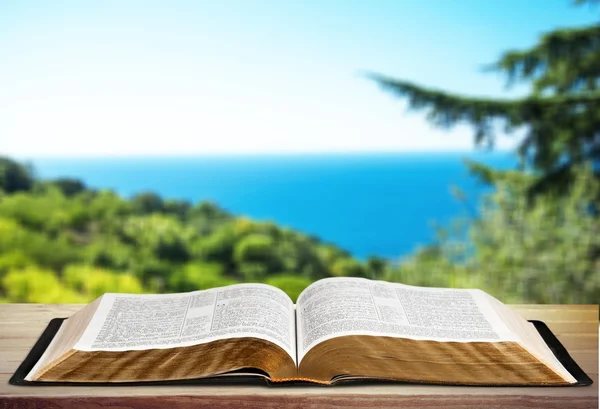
[
  {"x1": 527, "y1": 144, "x2": 600, "y2": 200},
  {"x1": 368, "y1": 73, "x2": 600, "y2": 177},
  {"x1": 368, "y1": 3, "x2": 599, "y2": 200},
  {"x1": 367, "y1": 74, "x2": 513, "y2": 147},
  {"x1": 488, "y1": 25, "x2": 600, "y2": 93},
  {"x1": 368, "y1": 73, "x2": 600, "y2": 127}
]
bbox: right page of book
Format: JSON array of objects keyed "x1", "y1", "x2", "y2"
[{"x1": 296, "y1": 277, "x2": 520, "y2": 362}]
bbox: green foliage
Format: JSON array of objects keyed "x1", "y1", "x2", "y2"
[
  {"x1": 366, "y1": 256, "x2": 387, "y2": 278},
  {"x1": 2, "y1": 2, "x2": 598, "y2": 305},
  {"x1": 368, "y1": 1, "x2": 600, "y2": 197},
  {"x1": 369, "y1": 1, "x2": 599, "y2": 303},
  {"x1": 129, "y1": 258, "x2": 174, "y2": 289},
  {"x1": 265, "y1": 275, "x2": 312, "y2": 302},
  {"x1": 2, "y1": 267, "x2": 87, "y2": 303},
  {"x1": 120, "y1": 215, "x2": 194, "y2": 262},
  {"x1": 42, "y1": 178, "x2": 87, "y2": 197},
  {"x1": 0, "y1": 218, "x2": 80, "y2": 271},
  {"x1": 467, "y1": 164, "x2": 600, "y2": 302},
  {"x1": 369, "y1": 73, "x2": 600, "y2": 180},
  {"x1": 0, "y1": 251, "x2": 34, "y2": 276},
  {"x1": 0, "y1": 161, "x2": 379, "y2": 302},
  {"x1": 385, "y1": 164, "x2": 600, "y2": 303},
  {"x1": 234, "y1": 234, "x2": 277, "y2": 267},
  {"x1": 168, "y1": 262, "x2": 236, "y2": 292},
  {"x1": 0, "y1": 157, "x2": 34, "y2": 193},
  {"x1": 237, "y1": 262, "x2": 269, "y2": 281},
  {"x1": 0, "y1": 190, "x2": 68, "y2": 232},
  {"x1": 0, "y1": 188, "x2": 93, "y2": 234},
  {"x1": 86, "y1": 190, "x2": 132, "y2": 223},
  {"x1": 84, "y1": 237, "x2": 134, "y2": 271},
  {"x1": 331, "y1": 258, "x2": 369, "y2": 278},
  {"x1": 385, "y1": 247, "x2": 484, "y2": 292},
  {"x1": 62, "y1": 265, "x2": 144, "y2": 298},
  {"x1": 131, "y1": 191, "x2": 165, "y2": 214},
  {"x1": 491, "y1": 25, "x2": 600, "y2": 94},
  {"x1": 187, "y1": 201, "x2": 233, "y2": 235},
  {"x1": 0, "y1": 218, "x2": 29, "y2": 249},
  {"x1": 0, "y1": 150, "x2": 596, "y2": 303},
  {"x1": 193, "y1": 225, "x2": 237, "y2": 262},
  {"x1": 163, "y1": 199, "x2": 192, "y2": 220}
]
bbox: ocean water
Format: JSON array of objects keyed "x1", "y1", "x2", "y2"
[{"x1": 31, "y1": 153, "x2": 516, "y2": 260}]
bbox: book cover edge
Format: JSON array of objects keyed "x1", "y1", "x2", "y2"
[{"x1": 9, "y1": 318, "x2": 594, "y2": 387}]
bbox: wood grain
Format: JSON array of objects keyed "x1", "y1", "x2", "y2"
[{"x1": 0, "y1": 304, "x2": 598, "y2": 409}]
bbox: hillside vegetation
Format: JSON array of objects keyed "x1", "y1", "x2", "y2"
[{"x1": 1, "y1": 156, "x2": 597, "y2": 304}]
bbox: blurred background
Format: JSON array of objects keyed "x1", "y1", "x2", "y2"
[{"x1": 0, "y1": 0, "x2": 598, "y2": 304}]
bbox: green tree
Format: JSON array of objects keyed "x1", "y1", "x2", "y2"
[
  {"x1": 388, "y1": 166, "x2": 600, "y2": 303},
  {"x1": 163, "y1": 199, "x2": 192, "y2": 220},
  {"x1": 0, "y1": 157, "x2": 34, "y2": 193},
  {"x1": 366, "y1": 256, "x2": 387, "y2": 278},
  {"x1": 168, "y1": 262, "x2": 236, "y2": 292},
  {"x1": 331, "y1": 258, "x2": 368, "y2": 278},
  {"x1": 187, "y1": 201, "x2": 233, "y2": 235},
  {"x1": 120, "y1": 215, "x2": 193, "y2": 262},
  {"x1": 467, "y1": 165, "x2": 600, "y2": 302},
  {"x1": 233, "y1": 233, "x2": 280, "y2": 278},
  {"x1": 369, "y1": 2, "x2": 600, "y2": 197},
  {"x1": 192, "y1": 224, "x2": 237, "y2": 263},
  {"x1": 44, "y1": 178, "x2": 87, "y2": 197},
  {"x1": 129, "y1": 257, "x2": 174, "y2": 290},
  {"x1": 87, "y1": 190, "x2": 132, "y2": 224},
  {"x1": 131, "y1": 192, "x2": 165, "y2": 214},
  {"x1": 62, "y1": 265, "x2": 144, "y2": 298},
  {"x1": 369, "y1": 1, "x2": 600, "y2": 302},
  {"x1": 84, "y1": 237, "x2": 134, "y2": 271},
  {"x1": 0, "y1": 157, "x2": 388, "y2": 303},
  {"x1": 0, "y1": 251, "x2": 33, "y2": 277},
  {"x1": 0, "y1": 218, "x2": 80, "y2": 271},
  {"x1": 266, "y1": 274, "x2": 312, "y2": 301},
  {"x1": 2, "y1": 267, "x2": 87, "y2": 303},
  {"x1": 0, "y1": 189, "x2": 68, "y2": 232},
  {"x1": 385, "y1": 247, "x2": 481, "y2": 292}
]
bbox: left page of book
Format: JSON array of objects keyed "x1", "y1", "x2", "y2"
[{"x1": 73, "y1": 284, "x2": 297, "y2": 365}]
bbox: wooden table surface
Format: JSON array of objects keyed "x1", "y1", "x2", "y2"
[{"x1": 0, "y1": 304, "x2": 597, "y2": 409}]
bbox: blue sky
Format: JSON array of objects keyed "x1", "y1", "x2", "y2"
[{"x1": 1, "y1": 0, "x2": 597, "y2": 157}]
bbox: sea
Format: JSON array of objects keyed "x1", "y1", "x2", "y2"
[{"x1": 31, "y1": 152, "x2": 516, "y2": 260}]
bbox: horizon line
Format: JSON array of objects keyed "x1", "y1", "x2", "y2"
[{"x1": 7, "y1": 148, "x2": 516, "y2": 160}]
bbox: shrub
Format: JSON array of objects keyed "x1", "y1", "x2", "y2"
[
  {"x1": 2, "y1": 267, "x2": 87, "y2": 303},
  {"x1": 168, "y1": 262, "x2": 236, "y2": 292},
  {"x1": 62, "y1": 265, "x2": 144, "y2": 298},
  {"x1": 233, "y1": 234, "x2": 278, "y2": 269},
  {"x1": 331, "y1": 258, "x2": 368, "y2": 278},
  {"x1": 266, "y1": 274, "x2": 312, "y2": 302}
]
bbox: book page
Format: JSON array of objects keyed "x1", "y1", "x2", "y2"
[
  {"x1": 73, "y1": 284, "x2": 297, "y2": 364},
  {"x1": 296, "y1": 277, "x2": 519, "y2": 362}
]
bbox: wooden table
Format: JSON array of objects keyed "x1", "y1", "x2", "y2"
[{"x1": 0, "y1": 304, "x2": 598, "y2": 409}]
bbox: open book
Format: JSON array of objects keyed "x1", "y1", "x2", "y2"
[{"x1": 17, "y1": 278, "x2": 590, "y2": 386}]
